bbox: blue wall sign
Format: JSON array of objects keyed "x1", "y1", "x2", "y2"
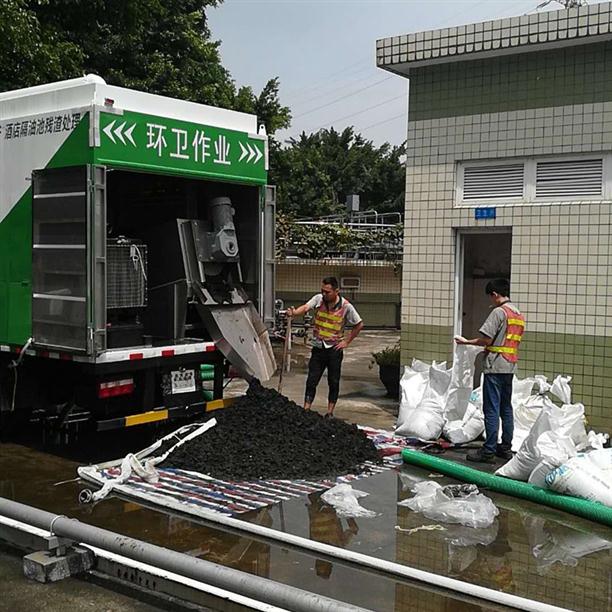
[{"x1": 475, "y1": 207, "x2": 496, "y2": 220}]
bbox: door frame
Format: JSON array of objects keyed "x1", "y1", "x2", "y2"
[{"x1": 453, "y1": 227, "x2": 512, "y2": 339}]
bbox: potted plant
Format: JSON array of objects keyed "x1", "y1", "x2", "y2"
[{"x1": 372, "y1": 344, "x2": 401, "y2": 399}]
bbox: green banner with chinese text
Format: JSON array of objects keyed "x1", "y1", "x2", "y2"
[{"x1": 96, "y1": 110, "x2": 267, "y2": 185}]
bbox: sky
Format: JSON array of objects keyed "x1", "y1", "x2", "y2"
[{"x1": 208, "y1": 0, "x2": 600, "y2": 147}]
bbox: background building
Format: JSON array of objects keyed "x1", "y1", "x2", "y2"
[
  {"x1": 378, "y1": 2, "x2": 612, "y2": 431},
  {"x1": 275, "y1": 211, "x2": 402, "y2": 328}
]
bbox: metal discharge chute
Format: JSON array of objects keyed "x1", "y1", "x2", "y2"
[{"x1": 178, "y1": 197, "x2": 276, "y2": 382}]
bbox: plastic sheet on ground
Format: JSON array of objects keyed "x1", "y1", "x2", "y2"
[
  {"x1": 86, "y1": 419, "x2": 218, "y2": 502},
  {"x1": 321, "y1": 483, "x2": 377, "y2": 518},
  {"x1": 398, "y1": 481, "x2": 499, "y2": 528}
]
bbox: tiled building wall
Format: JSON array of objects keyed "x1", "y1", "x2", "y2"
[
  {"x1": 401, "y1": 45, "x2": 612, "y2": 431},
  {"x1": 407, "y1": 41, "x2": 612, "y2": 121},
  {"x1": 377, "y1": 1, "x2": 612, "y2": 69},
  {"x1": 276, "y1": 260, "x2": 401, "y2": 328}
]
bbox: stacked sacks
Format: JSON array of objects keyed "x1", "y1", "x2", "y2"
[
  {"x1": 396, "y1": 347, "x2": 602, "y2": 453},
  {"x1": 397, "y1": 353, "x2": 612, "y2": 507},
  {"x1": 497, "y1": 373, "x2": 592, "y2": 484},
  {"x1": 495, "y1": 405, "x2": 579, "y2": 482},
  {"x1": 395, "y1": 345, "x2": 484, "y2": 442},
  {"x1": 495, "y1": 385, "x2": 612, "y2": 508},
  {"x1": 444, "y1": 345, "x2": 484, "y2": 422},
  {"x1": 510, "y1": 374, "x2": 587, "y2": 451},
  {"x1": 545, "y1": 448, "x2": 612, "y2": 507},
  {"x1": 443, "y1": 387, "x2": 485, "y2": 445},
  {"x1": 396, "y1": 360, "x2": 450, "y2": 440},
  {"x1": 444, "y1": 371, "x2": 539, "y2": 445},
  {"x1": 396, "y1": 344, "x2": 487, "y2": 442}
]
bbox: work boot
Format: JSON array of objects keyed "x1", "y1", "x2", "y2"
[
  {"x1": 496, "y1": 446, "x2": 513, "y2": 460},
  {"x1": 466, "y1": 449, "x2": 495, "y2": 464}
]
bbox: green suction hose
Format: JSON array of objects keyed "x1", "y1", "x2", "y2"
[{"x1": 402, "y1": 448, "x2": 612, "y2": 527}]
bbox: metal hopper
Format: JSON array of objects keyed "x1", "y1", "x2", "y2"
[{"x1": 177, "y1": 198, "x2": 276, "y2": 382}]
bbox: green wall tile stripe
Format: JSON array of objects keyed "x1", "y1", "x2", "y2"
[
  {"x1": 408, "y1": 41, "x2": 612, "y2": 121},
  {"x1": 401, "y1": 323, "x2": 612, "y2": 432}
]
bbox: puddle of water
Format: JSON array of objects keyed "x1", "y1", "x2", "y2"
[{"x1": 1, "y1": 442, "x2": 611, "y2": 612}]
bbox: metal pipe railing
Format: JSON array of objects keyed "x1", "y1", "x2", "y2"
[
  {"x1": 73, "y1": 474, "x2": 569, "y2": 612},
  {"x1": 0, "y1": 497, "x2": 367, "y2": 612},
  {"x1": 0, "y1": 494, "x2": 572, "y2": 612}
]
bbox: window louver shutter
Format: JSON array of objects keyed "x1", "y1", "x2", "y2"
[
  {"x1": 536, "y1": 159, "x2": 603, "y2": 199},
  {"x1": 463, "y1": 164, "x2": 524, "y2": 200}
]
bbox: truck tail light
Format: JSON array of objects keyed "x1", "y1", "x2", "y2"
[{"x1": 98, "y1": 378, "x2": 134, "y2": 399}]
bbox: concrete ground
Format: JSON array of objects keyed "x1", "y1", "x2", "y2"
[
  {"x1": 0, "y1": 545, "x2": 168, "y2": 612},
  {"x1": 0, "y1": 330, "x2": 400, "y2": 612},
  {"x1": 263, "y1": 329, "x2": 400, "y2": 429},
  {"x1": 2, "y1": 329, "x2": 610, "y2": 612}
]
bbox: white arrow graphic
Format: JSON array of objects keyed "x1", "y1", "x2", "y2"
[
  {"x1": 114, "y1": 121, "x2": 127, "y2": 145},
  {"x1": 247, "y1": 142, "x2": 256, "y2": 162},
  {"x1": 124, "y1": 123, "x2": 136, "y2": 146},
  {"x1": 239, "y1": 141, "x2": 249, "y2": 162},
  {"x1": 238, "y1": 140, "x2": 264, "y2": 164},
  {"x1": 103, "y1": 120, "x2": 116, "y2": 143}
]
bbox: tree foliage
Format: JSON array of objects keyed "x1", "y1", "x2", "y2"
[
  {"x1": 0, "y1": 1, "x2": 405, "y2": 219},
  {"x1": 232, "y1": 78, "x2": 291, "y2": 137},
  {"x1": 0, "y1": 0, "x2": 83, "y2": 90},
  {"x1": 0, "y1": 0, "x2": 290, "y2": 135},
  {"x1": 270, "y1": 127, "x2": 405, "y2": 217}
]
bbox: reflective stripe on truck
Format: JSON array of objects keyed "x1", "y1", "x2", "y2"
[
  {"x1": 96, "y1": 397, "x2": 237, "y2": 431},
  {"x1": 0, "y1": 342, "x2": 216, "y2": 363}
]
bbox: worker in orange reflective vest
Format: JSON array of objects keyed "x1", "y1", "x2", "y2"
[
  {"x1": 288, "y1": 276, "x2": 364, "y2": 417},
  {"x1": 455, "y1": 278, "x2": 525, "y2": 463}
]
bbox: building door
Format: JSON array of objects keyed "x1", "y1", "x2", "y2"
[{"x1": 455, "y1": 230, "x2": 512, "y2": 383}]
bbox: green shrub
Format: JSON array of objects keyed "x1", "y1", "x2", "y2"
[{"x1": 372, "y1": 344, "x2": 400, "y2": 367}]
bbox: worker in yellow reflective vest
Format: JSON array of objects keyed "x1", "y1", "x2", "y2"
[
  {"x1": 455, "y1": 279, "x2": 525, "y2": 463},
  {"x1": 288, "y1": 276, "x2": 364, "y2": 417}
]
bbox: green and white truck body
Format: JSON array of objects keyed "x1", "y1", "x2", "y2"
[{"x1": 0, "y1": 75, "x2": 275, "y2": 434}]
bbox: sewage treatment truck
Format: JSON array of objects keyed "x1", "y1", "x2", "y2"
[{"x1": 0, "y1": 75, "x2": 276, "y2": 438}]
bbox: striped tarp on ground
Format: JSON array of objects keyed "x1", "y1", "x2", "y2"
[
  {"x1": 86, "y1": 427, "x2": 408, "y2": 516},
  {"x1": 97, "y1": 460, "x2": 388, "y2": 516}
]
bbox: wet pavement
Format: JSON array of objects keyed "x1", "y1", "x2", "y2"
[
  {"x1": 1, "y1": 331, "x2": 611, "y2": 611},
  {"x1": 0, "y1": 544, "x2": 168, "y2": 611}
]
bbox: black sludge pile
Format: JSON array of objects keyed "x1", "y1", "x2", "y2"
[{"x1": 163, "y1": 382, "x2": 381, "y2": 481}]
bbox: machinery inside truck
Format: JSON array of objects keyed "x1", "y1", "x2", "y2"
[
  {"x1": 104, "y1": 170, "x2": 261, "y2": 351},
  {"x1": 19, "y1": 165, "x2": 276, "y2": 437}
]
